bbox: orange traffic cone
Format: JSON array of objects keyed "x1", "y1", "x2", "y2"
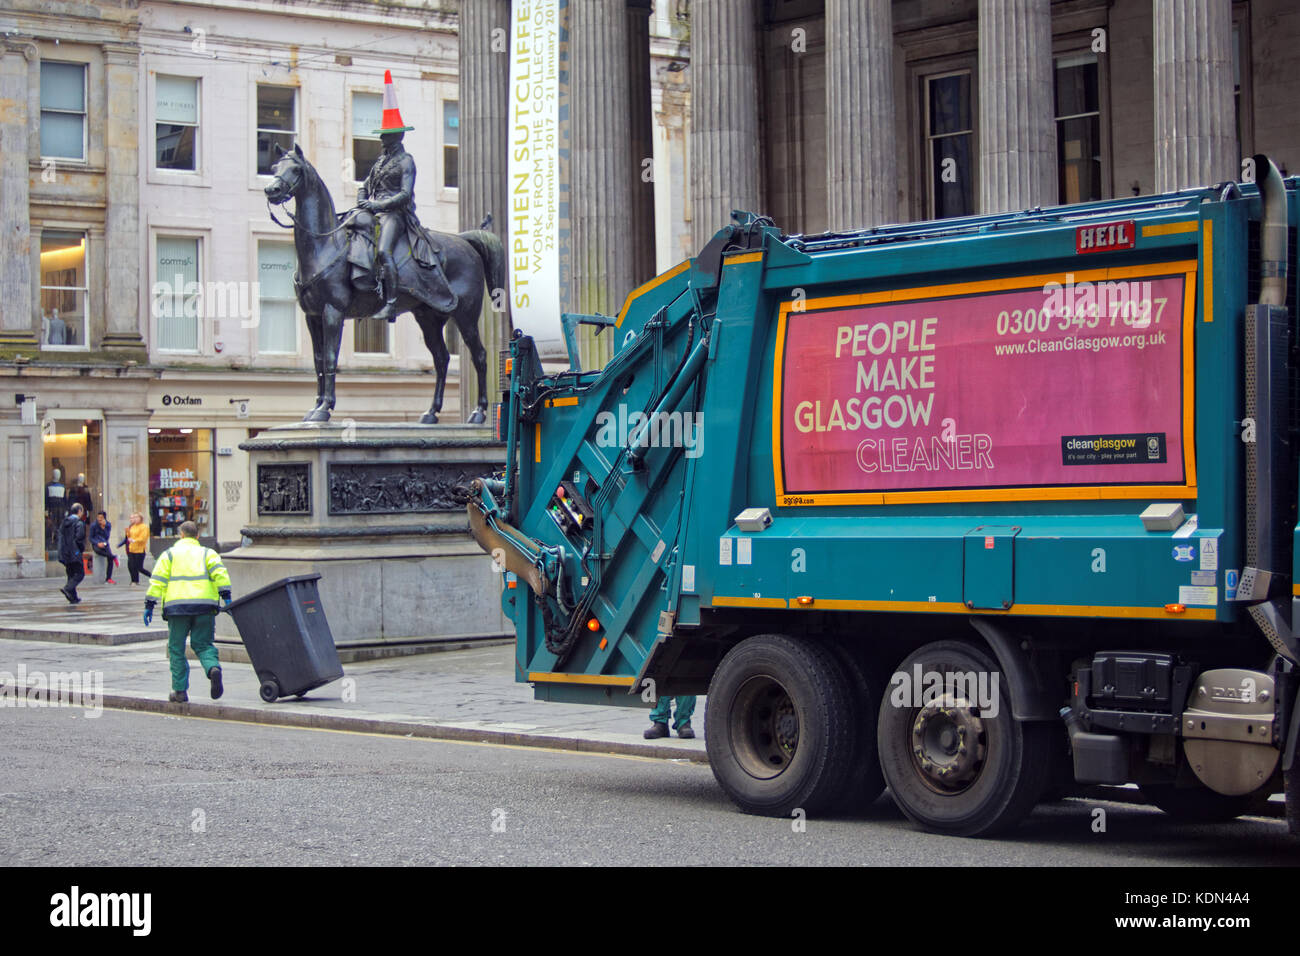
[{"x1": 374, "y1": 70, "x2": 414, "y2": 134}]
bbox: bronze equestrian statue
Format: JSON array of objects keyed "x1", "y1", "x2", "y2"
[{"x1": 263, "y1": 72, "x2": 501, "y2": 424}]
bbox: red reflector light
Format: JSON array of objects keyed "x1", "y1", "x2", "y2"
[{"x1": 1164, "y1": 603, "x2": 1186, "y2": 614}]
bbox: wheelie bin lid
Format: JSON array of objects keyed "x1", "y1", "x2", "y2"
[{"x1": 224, "y1": 573, "x2": 323, "y2": 612}]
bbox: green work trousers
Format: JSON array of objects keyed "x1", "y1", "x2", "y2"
[
  {"x1": 650, "y1": 694, "x2": 696, "y2": 729},
  {"x1": 167, "y1": 613, "x2": 220, "y2": 692}
]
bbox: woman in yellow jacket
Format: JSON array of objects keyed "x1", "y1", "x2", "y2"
[
  {"x1": 144, "y1": 521, "x2": 232, "y2": 703},
  {"x1": 117, "y1": 512, "x2": 151, "y2": 585}
]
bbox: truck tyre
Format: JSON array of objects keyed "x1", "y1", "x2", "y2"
[
  {"x1": 1139, "y1": 782, "x2": 1270, "y2": 823},
  {"x1": 705, "y1": 634, "x2": 856, "y2": 817},
  {"x1": 877, "y1": 640, "x2": 1052, "y2": 837},
  {"x1": 826, "y1": 639, "x2": 886, "y2": 811}
]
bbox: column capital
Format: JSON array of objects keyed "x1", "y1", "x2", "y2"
[
  {"x1": 2, "y1": 39, "x2": 39, "y2": 62},
  {"x1": 101, "y1": 43, "x2": 140, "y2": 67}
]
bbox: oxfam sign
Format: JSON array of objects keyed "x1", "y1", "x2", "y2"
[{"x1": 160, "y1": 394, "x2": 202, "y2": 407}]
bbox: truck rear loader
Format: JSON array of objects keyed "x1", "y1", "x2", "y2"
[{"x1": 469, "y1": 156, "x2": 1300, "y2": 838}]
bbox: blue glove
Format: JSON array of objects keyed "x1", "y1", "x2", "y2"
[
  {"x1": 143, "y1": 606, "x2": 153, "y2": 626},
  {"x1": 221, "y1": 594, "x2": 232, "y2": 609}
]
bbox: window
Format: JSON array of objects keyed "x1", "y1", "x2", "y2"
[
  {"x1": 40, "y1": 230, "x2": 88, "y2": 349},
  {"x1": 40, "y1": 62, "x2": 86, "y2": 160},
  {"x1": 257, "y1": 241, "x2": 298, "y2": 353},
  {"x1": 155, "y1": 236, "x2": 200, "y2": 352},
  {"x1": 148, "y1": 429, "x2": 214, "y2": 541},
  {"x1": 256, "y1": 86, "x2": 296, "y2": 175},
  {"x1": 924, "y1": 71, "x2": 974, "y2": 219},
  {"x1": 156, "y1": 75, "x2": 199, "y2": 171},
  {"x1": 443, "y1": 100, "x2": 459, "y2": 188},
  {"x1": 352, "y1": 92, "x2": 383, "y2": 182},
  {"x1": 1055, "y1": 53, "x2": 1102, "y2": 204},
  {"x1": 354, "y1": 318, "x2": 389, "y2": 355}
]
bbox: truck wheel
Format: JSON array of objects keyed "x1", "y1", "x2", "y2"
[
  {"x1": 705, "y1": 634, "x2": 856, "y2": 817},
  {"x1": 877, "y1": 640, "x2": 1052, "y2": 837},
  {"x1": 1139, "y1": 782, "x2": 1270, "y2": 823},
  {"x1": 827, "y1": 639, "x2": 886, "y2": 811}
]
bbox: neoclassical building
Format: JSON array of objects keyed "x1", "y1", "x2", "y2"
[{"x1": 458, "y1": 0, "x2": 1297, "y2": 371}]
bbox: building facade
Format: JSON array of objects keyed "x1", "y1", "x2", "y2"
[
  {"x1": 458, "y1": 0, "x2": 1298, "y2": 341},
  {"x1": 0, "y1": 0, "x2": 462, "y2": 576}
]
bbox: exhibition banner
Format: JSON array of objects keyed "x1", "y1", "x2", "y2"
[
  {"x1": 507, "y1": 0, "x2": 565, "y2": 358},
  {"x1": 776, "y1": 268, "x2": 1195, "y2": 503}
]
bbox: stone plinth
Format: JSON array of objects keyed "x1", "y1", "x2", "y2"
[{"x1": 215, "y1": 423, "x2": 508, "y2": 648}]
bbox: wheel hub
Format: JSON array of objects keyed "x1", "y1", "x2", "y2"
[
  {"x1": 910, "y1": 692, "x2": 987, "y2": 793},
  {"x1": 729, "y1": 676, "x2": 800, "y2": 780}
]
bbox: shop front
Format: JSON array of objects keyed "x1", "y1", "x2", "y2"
[
  {"x1": 41, "y1": 414, "x2": 104, "y2": 557},
  {"x1": 146, "y1": 428, "x2": 216, "y2": 552}
]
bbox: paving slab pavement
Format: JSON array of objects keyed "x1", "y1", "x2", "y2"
[
  {"x1": 0, "y1": 594, "x2": 707, "y2": 761},
  {"x1": 0, "y1": 572, "x2": 164, "y2": 644}
]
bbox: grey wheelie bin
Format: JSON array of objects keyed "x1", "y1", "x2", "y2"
[{"x1": 223, "y1": 573, "x2": 344, "y2": 702}]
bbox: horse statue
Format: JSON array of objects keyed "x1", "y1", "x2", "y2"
[{"x1": 263, "y1": 142, "x2": 502, "y2": 425}]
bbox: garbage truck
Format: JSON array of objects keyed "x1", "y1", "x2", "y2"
[{"x1": 468, "y1": 155, "x2": 1300, "y2": 837}]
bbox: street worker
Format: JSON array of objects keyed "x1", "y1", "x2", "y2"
[
  {"x1": 644, "y1": 694, "x2": 697, "y2": 740},
  {"x1": 57, "y1": 502, "x2": 87, "y2": 604},
  {"x1": 144, "y1": 521, "x2": 232, "y2": 703}
]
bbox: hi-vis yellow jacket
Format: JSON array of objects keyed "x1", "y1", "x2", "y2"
[{"x1": 145, "y1": 537, "x2": 232, "y2": 618}]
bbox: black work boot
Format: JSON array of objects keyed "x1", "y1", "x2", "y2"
[
  {"x1": 168, "y1": 690, "x2": 188, "y2": 703},
  {"x1": 643, "y1": 722, "x2": 670, "y2": 739},
  {"x1": 677, "y1": 722, "x2": 696, "y2": 739},
  {"x1": 208, "y1": 666, "x2": 224, "y2": 700}
]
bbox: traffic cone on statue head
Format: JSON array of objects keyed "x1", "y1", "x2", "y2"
[{"x1": 374, "y1": 69, "x2": 415, "y2": 134}]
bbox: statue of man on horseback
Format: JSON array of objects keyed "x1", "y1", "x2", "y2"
[
  {"x1": 263, "y1": 70, "x2": 502, "y2": 426},
  {"x1": 354, "y1": 75, "x2": 454, "y2": 319}
]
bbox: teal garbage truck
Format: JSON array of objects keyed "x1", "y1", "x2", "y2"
[{"x1": 469, "y1": 156, "x2": 1300, "y2": 837}]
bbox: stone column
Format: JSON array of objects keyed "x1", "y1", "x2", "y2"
[
  {"x1": 977, "y1": 0, "x2": 1056, "y2": 214},
  {"x1": 690, "y1": 0, "x2": 762, "y2": 248},
  {"x1": 101, "y1": 44, "x2": 144, "y2": 354},
  {"x1": 457, "y1": 0, "x2": 510, "y2": 418},
  {"x1": 1153, "y1": 0, "x2": 1235, "y2": 192},
  {"x1": 0, "y1": 41, "x2": 37, "y2": 348},
  {"x1": 627, "y1": 0, "x2": 657, "y2": 285},
  {"x1": 103, "y1": 411, "x2": 150, "y2": 529},
  {"x1": 826, "y1": 0, "x2": 896, "y2": 230},
  {"x1": 0, "y1": 408, "x2": 44, "y2": 578},
  {"x1": 570, "y1": 0, "x2": 635, "y2": 368}
]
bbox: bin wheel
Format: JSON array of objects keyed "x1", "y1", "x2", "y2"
[
  {"x1": 877, "y1": 640, "x2": 1052, "y2": 837},
  {"x1": 259, "y1": 679, "x2": 280, "y2": 703},
  {"x1": 704, "y1": 634, "x2": 857, "y2": 818}
]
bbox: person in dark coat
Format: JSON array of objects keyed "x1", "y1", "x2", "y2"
[
  {"x1": 58, "y1": 503, "x2": 88, "y2": 604},
  {"x1": 88, "y1": 511, "x2": 117, "y2": 583}
]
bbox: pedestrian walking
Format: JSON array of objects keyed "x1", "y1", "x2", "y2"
[
  {"x1": 89, "y1": 511, "x2": 117, "y2": 583},
  {"x1": 144, "y1": 521, "x2": 233, "y2": 703},
  {"x1": 644, "y1": 694, "x2": 697, "y2": 739},
  {"x1": 57, "y1": 503, "x2": 88, "y2": 604},
  {"x1": 118, "y1": 512, "x2": 152, "y2": 585}
]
